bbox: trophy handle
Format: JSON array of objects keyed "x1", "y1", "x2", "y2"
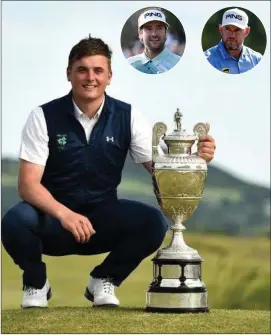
[
  {"x1": 152, "y1": 122, "x2": 167, "y2": 159},
  {"x1": 193, "y1": 122, "x2": 210, "y2": 137}
]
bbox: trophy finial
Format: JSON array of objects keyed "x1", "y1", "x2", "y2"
[{"x1": 174, "y1": 108, "x2": 182, "y2": 131}]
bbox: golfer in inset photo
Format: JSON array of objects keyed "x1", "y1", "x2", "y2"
[
  {"x1": 125, "y1": 7, "x2": 184, "y2": 74},
  {"x1": 204, "y1": 8, "x2": 264, "y2": 74}
]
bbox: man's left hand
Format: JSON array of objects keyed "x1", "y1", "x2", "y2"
[{"x1": 197, "y1": 135, "x2": 216, "y2": 163}]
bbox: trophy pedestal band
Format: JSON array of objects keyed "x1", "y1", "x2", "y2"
[
  {"x1": 146, "y1": 257, "x2": 209, "y2": 313},
  {"x1": 146, "y1": 289, "x2": 209, "y2": 313},
  {"x1": 146, "y1": 306, "x2": 209, "y2": 313}
]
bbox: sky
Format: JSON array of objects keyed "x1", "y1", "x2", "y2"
[{"x1": 2, "y1": 1, "x2": 270, "y2": 187}]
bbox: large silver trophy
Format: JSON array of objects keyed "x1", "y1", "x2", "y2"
[{"x1": 146, "y1": 110, "x2": 209, "y2": 313}]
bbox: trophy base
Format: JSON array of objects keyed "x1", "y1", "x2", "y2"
[
  {"x1": 145, "y1": 256, "x2": 209, "y2": 313},
  {"x1": 146, "y1": 285, "x2": 209, "y2": 313},
  {"x1": 145, "y1": 220, "x2": 209, "y2": 313},
  {"x1": 146, "y1": 307, "x2": 209, "y2": 313}
]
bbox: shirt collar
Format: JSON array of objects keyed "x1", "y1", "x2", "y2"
[
  {"x1": 217, "y1": 40, "x2": 249, "y2": 60},
  {"x1": 140, "y1": 47, "x2": 169, "y2": 65},
  {"x1": 241, "y1": 45, "x2": 250, "y2": 57},
  {"x1": 72, "y1": 96, "x2": 105, "y2": 120}
]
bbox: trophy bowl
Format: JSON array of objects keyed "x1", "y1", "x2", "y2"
[
  {"x1": 146, "y1": 110, "x2": 210, "y2": 313},
  {"x1": 153, "y1": 169, "x2": 206, "y2": 223}
]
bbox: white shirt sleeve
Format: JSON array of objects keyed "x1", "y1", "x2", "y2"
[
  {"x1": 129, "y1": 106, "x2": 152, "y2": 163},
  {"x1": 19, "y1": 107, "x2": 49, "y2": 166}
]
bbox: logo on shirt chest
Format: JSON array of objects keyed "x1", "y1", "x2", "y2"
[
  {"x1": 56, "y1": 134, "x2": 68, "y2": 150},
  {"x1": 222, "y1": 68, "x2": 230, "y2": 74}
]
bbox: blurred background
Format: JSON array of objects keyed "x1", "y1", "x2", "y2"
[
  {"x1": 121, "y1": 6, "x2": 186, "y2": 58},
  {"x1": 1, "y1": 0, "x2": 270, "y2": 313},
  {"x1": 202, "y1": 6, "x2": 267, "y2": 54}
]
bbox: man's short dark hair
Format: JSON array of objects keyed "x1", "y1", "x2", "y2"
[{"x1": 68, "y1": 34, "x2": 112, "y2": 70}]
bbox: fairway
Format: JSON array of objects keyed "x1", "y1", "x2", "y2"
[
  {"x1": 2, "y1": 308, "x2": 270, "y2": 334},
  {"x1": 2, "y1": 232, "x2": 270, "y2": 333}
]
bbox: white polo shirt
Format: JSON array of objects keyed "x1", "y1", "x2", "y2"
[{"x1": 19, "y1": 96, "x2": 152, "y2": 166}]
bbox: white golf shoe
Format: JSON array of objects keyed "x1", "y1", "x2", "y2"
[
  {"x1": 21, "y1": 279, "x2": 52, "y2": 308},
  {"x1": 84, "y1": 276, "x2": 119, "y2": 307}
]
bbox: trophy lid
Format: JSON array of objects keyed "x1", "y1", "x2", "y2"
[{"x1": 163, "y1": 109, "x2": 198, "y2": 142}]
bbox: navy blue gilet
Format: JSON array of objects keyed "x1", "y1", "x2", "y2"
[{"x1": 41, "y1": 91, "x2": 131, "y2": 211}]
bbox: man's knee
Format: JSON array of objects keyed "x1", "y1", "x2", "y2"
[{"x1": 2, "y1": 202, "x2": 39, "y2": 237}]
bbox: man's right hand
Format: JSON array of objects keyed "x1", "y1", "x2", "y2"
[{"x1": 58, "y1": 211, "x2": 96, "y2": 243}]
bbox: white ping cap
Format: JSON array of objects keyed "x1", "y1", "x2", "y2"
[
  {"x1": 221, "y1": 8, "x2": 249, "y2": 29},
  {"x1": 138, "y1": 8, "x2": 169, "y2": 29}
]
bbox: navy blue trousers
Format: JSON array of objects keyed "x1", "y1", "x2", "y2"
[{"x1": 1, "y1": 199, "x2": 168, "y2": 289}]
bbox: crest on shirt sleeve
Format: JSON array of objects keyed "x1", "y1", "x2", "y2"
[
  {"x1": 222, "y1": 68, "x2": 230, "y2": 74},
  {"x1": 56, "y1": 134, "x2": 67, "y2": 150}
]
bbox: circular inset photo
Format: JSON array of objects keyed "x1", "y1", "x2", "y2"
[
  {"x1": 121, "y1": 7, "x2": 186, "y2": 75},
  {"x1": 202, "y1": 7, "x2": 266, "y2": 74}
]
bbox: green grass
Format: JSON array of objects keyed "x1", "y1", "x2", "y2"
[
  {"x1": 202, "y1": 187, "x2": 242, "y2": 202},
  {"x1": 2, "y1": 233, "x2": 270, "y2": 333},
  {"x1": 2, "y1": 308, "x2": 270, "y2": 334},
  {"x1": 1, "y1": 174, "x2": 18, "y2": 187}
]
